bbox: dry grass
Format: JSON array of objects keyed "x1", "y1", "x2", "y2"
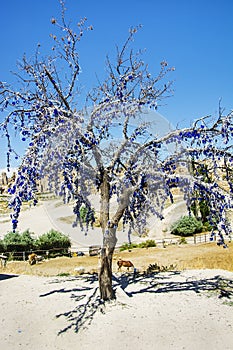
[{"x1": 2, "y1": 242, "x2": 232, "y2": 277}]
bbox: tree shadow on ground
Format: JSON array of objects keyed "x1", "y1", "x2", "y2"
[
  {"x1": 113, "y1": 271, "x2": 233, "y2": 299},
  {"x1": 40, "y1": 271, "x2": 233, "y2": 335},
  {"x1": 40, "y1": 273, "x2": 104, "y2": 335},
  {"x1": 0, "y1": 273, "x2": 18, "y2": 281}
]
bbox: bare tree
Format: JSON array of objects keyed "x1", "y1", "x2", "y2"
[{"x1": 1, "y1": 3, "x2": 232, "y2": 300}]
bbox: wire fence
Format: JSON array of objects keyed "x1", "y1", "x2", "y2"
[
  {"x1": 0, "y1": 247, "x2": 71, "y2": 261},
  {"x1": 152, "y1": 232, "x2": 231, "y2": 247}
]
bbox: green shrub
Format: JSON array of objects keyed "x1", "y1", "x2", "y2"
[
  {"x1": 202, "y1": 221, "x2": 212, "y2": 232},
  {"x1": 171, "y1": 216, "x2": 203, "y2": 236},
  {"x1": 20, "y1": 229, "x2": 35, "y2": 250},
  {"x1": 3, "y1": 230, "x2": 35, "y2": 252},
  {"x1": 119, "y1": 239, "x2": 156, "y2": 251},
  {"x1": 119, "y1": 242, "x2": 138, "y2": 251},
  {"x1": 138, "y1": 240, "x2": 156, "y2": 248},
  {"x1": 35, "y1": 229, "x2": 71, "y2": 251}
]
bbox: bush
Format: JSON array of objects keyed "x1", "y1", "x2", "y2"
[
  {"x1": 171, "y1": 216, "x2": 203, "y2": 236},
  {"x1": 35, "y1": 229, "x2": 71, "y2": 251},
  {"x1": 0, "y1": 229, "x2": 71, "y2": 259},
  {"x1": 202, "y1": 221, "x2": 212, "y2": 232},
  {"x1": 20, "y1": 229, "x2": 35, "y2": 250},
  {"x1": 119, "y1": 239, "x2": 156, "y2": 251},
  {"x1": 138, "y1": 240, "x2": 156, "y2": 248},
  {"x1": 3, "y1": 230, "x2": 35, "y2": 252},
  {"x1": 119, "y1": 242, "x2": 138, "y2": 251}
]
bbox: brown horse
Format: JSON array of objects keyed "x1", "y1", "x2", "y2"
[
  {"x1": 117, "y1": 259, "x2": 134, "y2": 271},
  {"x1": 28, "y1": 253, "x2": 37, "y2": 265}
]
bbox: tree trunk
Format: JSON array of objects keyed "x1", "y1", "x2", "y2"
[
  {"x1": 98, "y1": 169, "x2": 116, "y2": 300},
  {"x1": 98, "y1": 170, "x2": 131, "y2": 300},
  {"x1": 99, "y1": 227, "x2": 117, "y2": 300}
]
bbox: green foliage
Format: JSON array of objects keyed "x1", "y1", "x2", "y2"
[
  {"x1": 79, "y1": 205, "x2": 88, "y2": 222},
  {"x1": 138, "y1": 239, "x2": 157, "y2": 248},
  {"x1": 199, "y1": 200, "x2": 210, "y2": 223},
  {"x1": 119, "y1": 239, "x2": 156, "y2": 251},
  {"x1": 2, "y1": 230, "x2": 35, "y2": 252},
  {"x1": 79, "y1": 205, "x2": 95, "y2": 224},
  {"x1": 202, "y1": 221, "x2": 212, "y2": 232},
  {"x1": 0, "y1": 229, "x2": 71, "y2": 259},
  {"x1": 171, "y1": 216, "x2": 203, "y2": 236},
  {"x1": 20, "y1": 229, "x2": 35, "y2": 249},
  {"x1": 0, "y1": 239, "x2": 5, "y2": 252},
  {"x1": 119, "y1": 242, "x2": 138, "y2": 251},
  {"x1": 35, "y1": 229, "x2": 71, "y2": 250},
  {"x1": 191, "y1": 199, "x2": 210, "y2": 223},
  {"x1": 178, "y1": 237, "x2": 187, "y2": 244}
]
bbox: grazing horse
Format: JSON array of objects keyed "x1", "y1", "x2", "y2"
[
  {"x1": 117, "y1": 259, "x2": 134, "y2": 271},
  {"x1": 28, "y1": 253, "x2": 38, "y2": 265}
]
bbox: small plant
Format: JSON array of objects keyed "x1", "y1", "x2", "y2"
[
  {"x1": 57, "y1": 273, "x2": 70, "y2": 277},
  {"x1": 146, "y1": 262, "x2": 161, "y2": 273},
  {"x1": 146, "y1": 262, "x2": 177, "y2": 274},
  {"x1": 223, "y1": 301, "x2": 233, "y2": 307},
  {"x1": 178, "y1": 237, "x2": 187, "y2": 244}
]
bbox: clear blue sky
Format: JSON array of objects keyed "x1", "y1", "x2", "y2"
[{"x1": 1, "y1": 0, "x2": 233, "y2": 169}]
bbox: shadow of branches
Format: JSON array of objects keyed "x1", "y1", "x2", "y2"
[
  {"x1": 40, "y1": 274, "x2": 105, "y2": 335},
  {"x1": 113, "y1": 271, "x2": 233, "y2": 300},
  {"x1": 39, "y1": 271, "x2": 233, "y2": 336},
  {"x1": 0, "y1": 273, "x2": 18, "y2": 281}
]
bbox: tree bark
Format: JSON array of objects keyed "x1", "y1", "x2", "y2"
[
  {"x1": 98, "y1": 227, "x2": 117, "y2": 300},
  {"x1": 99, "y1": 169, "x2": 116, "y2": 300},
  {"x1": 98, "y1": 171, "x2": 131, "y2": 300}
]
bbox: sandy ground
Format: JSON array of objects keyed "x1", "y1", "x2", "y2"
[
  {"x1": 0, "y1": 269, "x2": 233, "y2": 350},
  {"x1": 1, "y1": 198, "x2": 233, "y2": 349}
]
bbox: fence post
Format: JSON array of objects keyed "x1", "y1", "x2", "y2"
[
  {"x1": 23, "y1": 252, "x2": 25, "y2": 261},
  {"x1": 194, "y1": 235, "x2": 196, "y2": 244}
]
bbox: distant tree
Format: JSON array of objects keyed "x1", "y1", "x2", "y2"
[
  {"x1": 190, "y1": 161, "x2": 212, "y2": 224},
  {"x1": 20, "y1": 229, "x2": 35, "y2": 250},
  {"x1": 0, "y1": 2, "x2": 232, "y2": 300},
  {"x1": 171, "y1": 216, "x2": 203, "y2": 236}
]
